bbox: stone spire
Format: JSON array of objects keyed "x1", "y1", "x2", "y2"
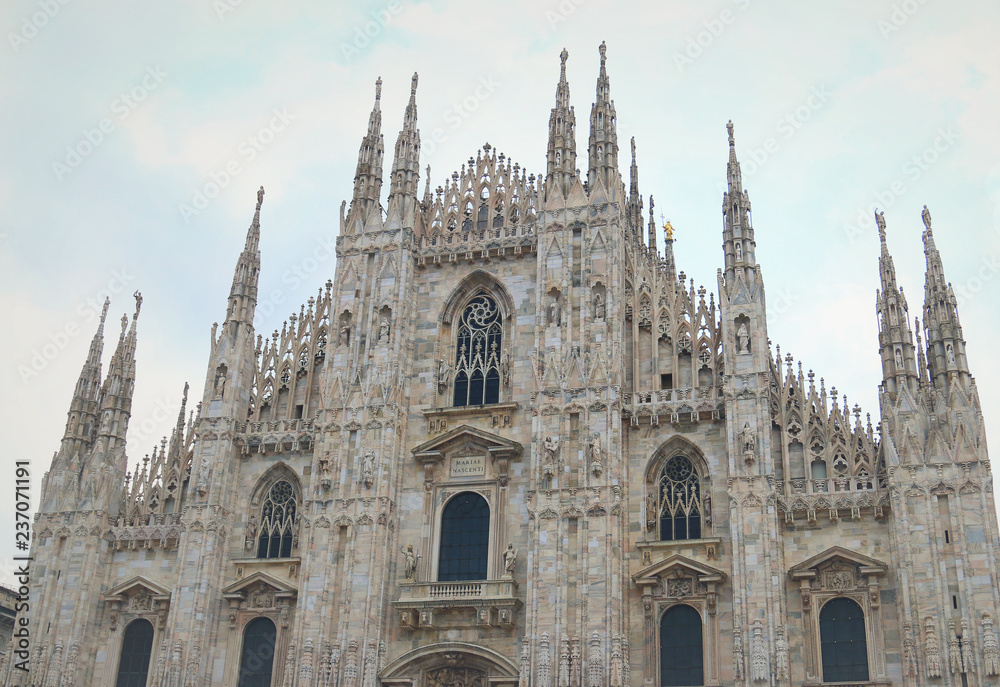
[
  {"x1": 225, "y1": 187, "x2": 264, "y2": 329},
  {"x1": 348, "y1": 77, "x2": 385, "y2": 224},
  {"x1": 387, "y1": 73, "x2": 422, "y2": 213},
  {"x1": 587, "y1": 41, "x2": 619, "y2": 192},
  {"x1": 647, "y1": 195, "x2": 657, "y2": 253},
  {"x1": 545, "y1": 48, "x2": 577, "y2": 200},
  {"x1": 722, "y1": 121, "x2": 756, "y2": 290},
  {"x1": 920, "y1": 205, "x2": 971, "y2": 394},
  {"x1": 62, "y1": 297, "x2": 110, "y2": 452},
  {"x1": 95, "y1": 292, "x2": 142, "y2": 453},
  {"x1": 874, "y1": 211, "x2": 918, "y2": 399},
  {"x1": 626, "y1": 137, "x2": 644, "y2": 238}
]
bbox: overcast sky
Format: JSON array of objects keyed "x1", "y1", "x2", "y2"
[{"x1": 1, "y1": 0, "x2": 998, "y2": 586}]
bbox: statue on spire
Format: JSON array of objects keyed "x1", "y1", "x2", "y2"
[
  {"x1": 133, "y1": 290, "x2": 143, "y2": 321},
  {"x1": 875, "y1": 209, "x2": 886, "y2": 241},
  {"x1": 922, "y1": 204, "x2": 932, "y2": 231},
  {"x1": 257, "y1": 185, "x2": 265, "y2": 209}
]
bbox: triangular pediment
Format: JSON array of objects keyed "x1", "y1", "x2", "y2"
[
  {"x1": 102, "y1": 575, "x2": 171, "y2": 602},
  {"x1": 632, "y1": 553, "x2": 727, "y2": 587},
  {"x1": 788, "y1": 545, "x2": 887, "y2": 577},
  {"x1": 412, "y1": 424, "x2": 522, "y2": 462},
  {"x1": 221, "y1": 571, "x2": 298, "y2": 599}
]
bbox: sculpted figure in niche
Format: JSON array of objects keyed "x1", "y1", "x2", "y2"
[
  {"x1": 339, "y1": 322, "x2": 351, "y2": 346},
  {"x1": 400, "y1": 544, "x2": 418, "y2": 580},
  {"x1": 503, "y1": 543, "x2": 518, "y2": 576},
  {"x1": 360, "y1": 451, "x2": 376, "y2": 487},
  {"x1": 895, "y1": 348, "x2": 904, "y2": 369},
  {"x1": 548, "y1": 294, "x2": 562, "y2": 326},
  {"x1": 735, "y1": 241, "x2": 743, "y2": 262},
  {"x1": 214, "y1": 371, "x2": 227, "y2": 399},
  {"x1": 501, "y1": 350, "x2": 512, "y2": 387},
  {"x1": 742, "y1": 421, "x2": 757, "y2": 456},
  {"x1": 593, "y1": 291, "x2": 605, "y2": 319},
  {"x1": 946, "y1": 343, "x2": 956, "y2": 364},
  {"x1": 544, "y1": 435, "x2": 559, "y2": 464},
  {"x1": 589, "y1": 438, "x2": 604, "y2": 477},
  {"x1": 378, "y1": 316, "x2": 390, "y2": 343},
  {"x1": 736, "y1": 322, "x2": 750, "y2": 353},
  {"x1": 438, "y1": 359, "x2": 451, "y2": 392}
]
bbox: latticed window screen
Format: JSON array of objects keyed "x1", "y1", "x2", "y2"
[
  {"x1": 820, "y1": 597, "x2": 870, "y2": 683},
  {"x1": 114, "y1": 619, "x2": 154, "y2": 687},
  {"x1": 238, "y1": 617, "x2": 276, "y2": 687},
  {"x1": 657, "y1": 455, "x2": 702, "y2": 541},
  {"x1": 453, "y1": 295, "x2": 502, "y2": 407},
  {"x1": 256, "y1": 480, "x2": 297, "y2": 559},
  {"x1": 438, "y1": 492, "x2": 490, "y2": 581},
  {"x1": 659, "y1": 605, "x2": 704, "y2": 686}
]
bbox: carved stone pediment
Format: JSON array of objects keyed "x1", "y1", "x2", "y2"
[
  {"x1": 101, "y1": 575, "x2": 172, "y2": 605},
  {"x1": 788, "y1": 545, "x2": 888, "y2": 583},
  {"x1": 412, "y1": 424, "x2": 522, "y2": 464},
  {"x1": 222, "y1": 570, "x2": 298, "y2": 605},
  {"x1": 632, "y1": 553, "x2": 727, "y2": 589}
]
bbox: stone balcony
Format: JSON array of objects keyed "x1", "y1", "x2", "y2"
[
  {"x1": 623, "y1": 386, "x2": 726, "y2": 426},
  {"x1": 394, "y1": 578, "x2": 520, "y2": 629}
]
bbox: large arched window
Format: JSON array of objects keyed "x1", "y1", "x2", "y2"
[
  {"x1": 238, "y1": 617, "x2": 277, "y2": 687},
  {"x1": 660, "y1": 605, "x2": 704, "y2": 686},
  {"x1": 819, "y1": 597, "x2": 869, "y2": 683},
  {"x1": 657, "y1": 455, "x2": 702, "y2": 541},
  {"x1": 453, "y1": 295, "x2": 502, "y2": 407},
  {"x1": 256, "y1": 480, "x2": 297, "y2": 559},
  {"x1": 115, "y1": 619, "x2": 154, "y2": 687},
  {"x1": 438, "y1": 492, "x2": 490, "y2": 581}
]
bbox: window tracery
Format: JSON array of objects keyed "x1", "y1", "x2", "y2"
[
  {"x1": 256, "y1": 480, "x2": 297, "y2": 559},
  {"x1": 453, "y1": 295, "x2": 502, "y2": 407},
  {"x1": 654, "y1": 455, "x2": 703, "y2": 541}
]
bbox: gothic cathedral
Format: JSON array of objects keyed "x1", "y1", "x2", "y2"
[{"x1": 9, "y1": 44, "x2": 1000, "y2": 687}]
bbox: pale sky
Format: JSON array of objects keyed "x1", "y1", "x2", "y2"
[{"x1": 1, "y1": 0, "x2": 998, "y2": 586}]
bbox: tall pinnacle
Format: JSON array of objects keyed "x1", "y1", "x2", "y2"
[
  {"x1": 388, "y1": 73, "x2": 422, "y2": 208},
  {"x1": 722, "y1": 121, "x2": 755, "y2": 288},
  {"x1": 626, "y1": 137, "x2": 643, "y2": 237},
  {"x1": 587, "y1": 41, "x2": 618, "y2": 191},
  {"x1": 920, "y1": 205, "x2": 971, "y2": 390},
  {"x1": 97, "y1": 291, "x2": 142, "y2": 451},
  {"x1": 62, "y1": 297, "x2": 110, "y2": 448},
  {"x1": 349, "y1": 78, "x2": 385, "y2": 223},
  {"x1": 546, "y1": 48, "x2": 577, "y2": 200},
  {"x1": 873, "y1": 210, "x2": 918, "y2": 399},
  {"x1": 226, "y1": 187, "x2": 264, "y2": 328}
]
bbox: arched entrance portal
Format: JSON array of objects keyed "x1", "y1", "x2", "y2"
[{"x1": 380, "y1": 643, "x2": 519, "y2": 687}]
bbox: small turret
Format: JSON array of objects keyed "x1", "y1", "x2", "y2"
[
  {"x1": 225, "y1": 187, "x2": 264, "y2": 330},
  {"x1": 722, "y1": 121, "x2": 757, "y2": 290},
  {"x1": 347, "y1": 78, "x2": 385, "y2": 228}
]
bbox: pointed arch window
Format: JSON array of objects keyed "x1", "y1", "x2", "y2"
[
  {"x1": 238, "y1": 617, "x2": 277, "y2": 687},
  {"x1": 438, "y1": 492, "x2": 490, "y2": 581},
  {"x1": 660, "y1": 605, "x2": 704, "y2": 686},
  {"x1": 453, "y1": 295, "x2": 502, "y2": 407},
  {"x1": 820, "y1": 597, "x2": 869, "y2": 683},
  {"x1": 256, "y1": 480, "x2": 297, "y2": 559},
  {"x1": 114, "y1": 619, "x2": 154, "y2": 687},
  {"x1": 657, "y1": 455, "x2": 702, "y2": 541}
]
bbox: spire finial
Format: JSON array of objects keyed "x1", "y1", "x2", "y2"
[
  {"x1": 727, "y1": 120, "x2": 735, "y2": 147},
  {"x1": 875, "y1": 209, "x2": 886, "y2": 242},
  {"x1": 100, "y1": 297, "x2": 110, "y2": 327},
  {"x1": 599, "y1": 41, "x2": 607, "y2": 67},
  {"x1": 132, "y1": 290, "x2": 143, "y2": 322},
  {"x1": 410, "y1": 72, "x2": 418, "y2": 96},
  {"x1": 256, "y1": 185, "x2": 264, "y2": 211},
  {"x1": 560, "y1": 48, "x2": 568, "y2": 77},
  {"x1": 631, "y1": 136, "x2": 636, "y2": 161},
  {"x1": 375, "y1": 76, "x2": 382, "y2": 101},
  {"x1": 922, "y1": 204, "x2": 932, "y2": 231}
]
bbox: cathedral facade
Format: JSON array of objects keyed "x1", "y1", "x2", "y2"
[{"x1": 8, "y1": 44, "x2": 1000, "y2": 687}]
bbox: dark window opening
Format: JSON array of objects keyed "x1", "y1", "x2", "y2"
[
  {"x1": 115, "y1": 619, "x2": 154, "y2": 687},
  {"x1": 294, "y1": 404, "x2": 303, "y2": 419},
  {"x1": 453, "y1": 295, "x2": 502, "y2": 407},
  {"x1": 820, "y1": 597, "x2": 869, "y2": 683},
  {"x1": 256, "y1": 480, "x2": 297, "y2": 559},
  {"x1": 661, "y1": 373, "x2": 673, "y2": 390},
  {"x1": 953, "y1": 595, "x2": 959, "y2": 609},
  {"x1": 945, "y1": 530, "x2": 950, "y2": 544},
  {"x1": 238, "y1": 617, "x2": 276, "y2": 687},
  {"x1": 438, "y1": 492, "x2": 490, "y2": 581},
  {"x1": 660, "y1": 605, "x2": 704, "y2": 686},
  {"x1": 657, "y1": 455, "x2": 702, "y2": 541}
]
